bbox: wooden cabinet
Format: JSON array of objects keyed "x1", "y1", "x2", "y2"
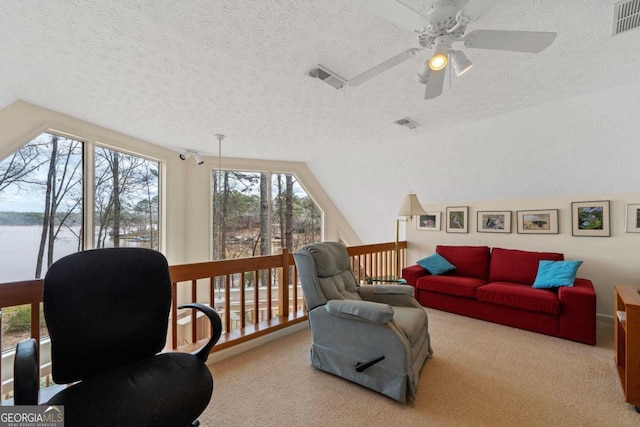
[{"x1": 614, "y1": 284, "x2": 640, "y2": 412}]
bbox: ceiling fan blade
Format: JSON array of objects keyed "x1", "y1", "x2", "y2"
[
  {"x1": 359, "y1": 0, "x2": 430, "y2": 31},
  {"x1": 464, "y1": 30, "x2": 557, "y2": 53},
  {"x1": 348, "y1": 48, "x2": 420, "y2": 87},
  {"x1": 458, "y1": 0, "x2": 503, "y2": 22},
  {"x1": 424, "y1": 68, "x2": 446, "y2": 100}
]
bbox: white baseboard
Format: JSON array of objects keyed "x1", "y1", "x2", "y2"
[{"x1": 597, "y1": 313, "x2": 614, "y2": 324}]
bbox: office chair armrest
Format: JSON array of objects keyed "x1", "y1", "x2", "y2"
[
  {"x1": 14, "y1": 338, "x2": 39, "y2": 405},
  {"x1": 178, "y1": 303, "x2": 223, "y2": 362},
  {"x1": 325, "y1": 300, "x2": 394, "y2": 324}
]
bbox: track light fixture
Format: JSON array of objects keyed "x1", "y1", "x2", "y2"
[{"x1": 179, "y1": 150, "x2": 204, "y2": 165}]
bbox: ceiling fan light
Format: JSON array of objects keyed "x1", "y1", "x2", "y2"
[
  {"x1": 428, "y1": 53, "x2": 448, "y2": 71},
  {"x1": 451, "y1": 50, "x2": 473, "y2": 76},
  {"x1": 416, "y1": 61, "x2": 431, "y2": 84}
]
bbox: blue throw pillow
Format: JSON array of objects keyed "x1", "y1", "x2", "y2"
[
  {"x1": 417, "y1": 253, "x2": 456, "y2": 275},
  {"x1": 532, "y1": 260, "x2": 583, "y2": 288}
]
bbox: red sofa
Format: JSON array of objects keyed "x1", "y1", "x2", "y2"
[{"x1": 402, "y1": 246, "x2": 596, "y2": 345}]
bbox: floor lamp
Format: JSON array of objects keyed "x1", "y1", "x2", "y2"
[{"x1": 395, "y1": 193, "x2": 427, "y2": 277}]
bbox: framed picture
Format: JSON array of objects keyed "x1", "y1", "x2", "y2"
[
  {"x1": 477, "y1": 211, "x2": 511, "y2": 233},
  {"x1": 516, "y1": 209, "x2": 559, "y2": 234},
  {"x1": 416, "y1": 212, "x2": 441, "y2": 231},
  {"x1": 572, "y1": 201, "x2": 610, "y2": 237},
  {"x1": 446, "y1": 206, "x2": 468, "y2": 233},
  {"x1": 626, "y1": 203, "x2": 640, "y2": 233}
]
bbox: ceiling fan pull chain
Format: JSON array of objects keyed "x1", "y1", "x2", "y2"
[{"x1": 448, "y1": 50, "x2": 452, "y2": 89}]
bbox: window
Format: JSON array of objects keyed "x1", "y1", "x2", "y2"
[
  {"x1": 0, "y1": 132, "x2": 83, "y2": 281},
  {"x1": 94, "y1": 146, "x2": 160, "y2": 250},
  {"x1": 0, "y1": 134, "x2": 161, "y2": 282},
  {"x1": 212, "y1": 171, "x2": 322, "y2": 259}
]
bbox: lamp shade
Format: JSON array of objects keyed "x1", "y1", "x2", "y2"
[{"x1": 397, "y1": 193, "x2": 427, "y2": 217}]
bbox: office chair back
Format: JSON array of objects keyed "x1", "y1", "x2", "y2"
[{"x1": 44, "y1": 247, "x2": 172, "y2": 383}]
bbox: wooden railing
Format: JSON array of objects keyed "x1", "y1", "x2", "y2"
[{"x1": 0, "y1": 241, "x2": 407, "y2": 398}]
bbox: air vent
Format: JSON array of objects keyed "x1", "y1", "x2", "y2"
[
  {"x1": 613, "y1": 0, "x2": 640, "y2": 35},
  {"x1": 308, "y1": 65, "x2": 346, "y2": 90},
  {"x1": 394, "y1": 117, "x2": 420, "y2": 130}
]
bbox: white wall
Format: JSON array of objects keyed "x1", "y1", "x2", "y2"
[
  {"x1": 406, "y1": 192, "x2": 640, "y2": 318},
  {"x1": 321, "y1": 80, "x2": 640, "y2": 246}
]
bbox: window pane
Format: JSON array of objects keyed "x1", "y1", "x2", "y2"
[
  {"x1": 212, "y1": 170, "x2": 322, "y2": 260},
  {"x1": 212, "y1": 171, "x2": 263, "y2": 259},
  {"x1": 0, "y1": 132, "x2": 83, "y2": 282},
  {"x1": 94, "y1": 147, "x2": 159, "y2": 250},
  {"x1": 271, "y1": 173, "x2": 322, "y2": 252}
]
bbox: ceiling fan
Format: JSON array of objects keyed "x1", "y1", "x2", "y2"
[{"x1": 348, "y1": 0, "x2": 557, "y2": 99}]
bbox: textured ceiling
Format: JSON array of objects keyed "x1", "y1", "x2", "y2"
[
  {"x1": 1, "y1": 0, "x2": 640, "y2": 243},
  {"x1": 0, "y1": 0, "x2": 633, "y2": 158}
]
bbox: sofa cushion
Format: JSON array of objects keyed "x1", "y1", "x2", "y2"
[
  {"x1": 532, "y1": 260, "x2": 583, "y2": 289},
  {"x1": 489, "y1": 248, "x2": 564, "y2": 286},
  {"x1": 417, "y1": 253, "x2": 456, "y2": 275},
  {"x1": 476, "y1": 282, "x2": 560, "y2": 314},
  {"x1": 417, "y1": 275, "x2": 487, "y2": 298},
  {"x1": 436, "y1": 246, "x2": 490, "y2": 280}
]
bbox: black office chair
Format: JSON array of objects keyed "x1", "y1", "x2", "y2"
[{"x1": 13, "y1": 247, "x2": 222, "y2": 427}]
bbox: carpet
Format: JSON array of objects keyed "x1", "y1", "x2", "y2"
[{"x1": 200, "y1": 308, "x2": 638, "y2": 426}]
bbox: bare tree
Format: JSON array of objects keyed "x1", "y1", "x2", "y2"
[
  {"x1": 34, "y1": 135, "x2": 83, "y2": 278},
  {"x1": 259, "y1": 173, "x2": 269, "y2": 257},
  {"x1": 285, "y1": 174, "x2": 293, "y2": 252},
  {"x1": 94, "y1": 147, "x2": 147, "y2": 248},
  {"x1": 0, "y1": 143, "x2": 46, "y2": 192},
  {"x1": 35, "y1": 136, "x2": 57, "y2": 278}
]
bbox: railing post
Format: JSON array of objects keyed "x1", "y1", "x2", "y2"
[
  {"x1": 279, "y1": 249, "x2": 289, "y2": 317},
  {"x1": 30, "y1": 302, "x2": 41, "y2": 352}
]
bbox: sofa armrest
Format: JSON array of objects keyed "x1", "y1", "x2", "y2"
[
  {"x1": 325, "y1": 300, "x2": 394, "y2": 324},
  {"x1": 558, "y1": 278, "x2": 597, "y2": 345},
  {"x1": 402, "y1": 264, "x2": 429, "y2": 286},
  {"x1": 558, "y1": 278, "x2": 596, "y2": 300}
]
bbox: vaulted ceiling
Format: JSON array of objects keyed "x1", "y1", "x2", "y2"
[{"x1": 1, "y1": 1, "x2": 639, "y2": 242}]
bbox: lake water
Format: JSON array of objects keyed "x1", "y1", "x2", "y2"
[
  {"x1": 0, "y1": 226, "x2": 82, "y2": 282},
  {"x1": 0, "y1": 225, "x2": 144, "y2": 283}
]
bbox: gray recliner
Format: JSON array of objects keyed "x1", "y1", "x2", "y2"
[{"x1": 293, "y1": 242, "x2": 433, "y2": 403}]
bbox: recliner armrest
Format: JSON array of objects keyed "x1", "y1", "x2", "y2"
[
  {"x1": 325, "y1": 300, "x2": 394, "y2": 324},
  {"x1": 178, "y1": 303, "x2": 223, "y2": 362},
  {"x1": 358, "y1": 285, "x2": 422, "y2": 308},
  {"x1": 359, "y1": 284, "x2": 414, "y2": 297}
]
